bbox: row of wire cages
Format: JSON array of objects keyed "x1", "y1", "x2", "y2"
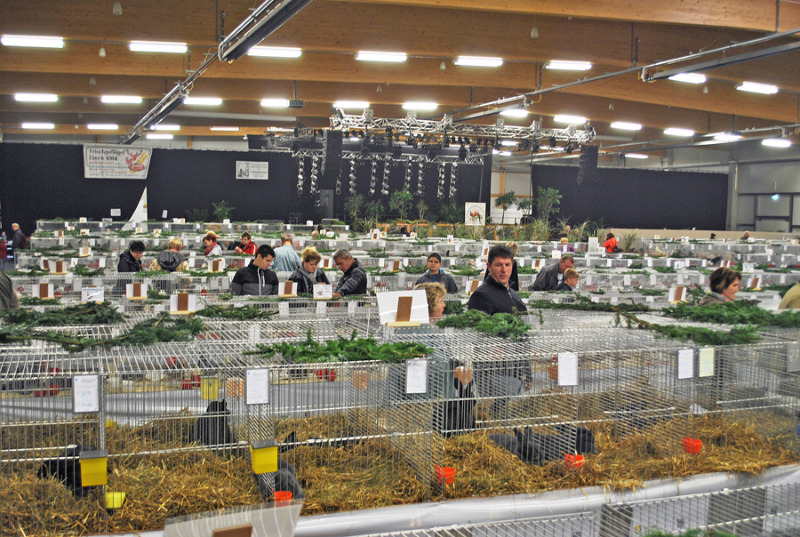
[
  {"x1": 359, "y1": 482, "x2": 800, "y2": 537},
  {"x1": 2, "y1": 313, "x2": 800, "y2": 535}
]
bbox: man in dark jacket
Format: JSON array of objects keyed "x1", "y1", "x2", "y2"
[
  {"x1": 467, "y1": 245, "x2": 526, "y2": 314},
  {"x1": 231, "y1": 244, "x2": 278, "y2": 296},
  {"x1": 531, "y1": 254, "x2": 575, "y2": 291},
  {"x1": 333, "y1": 249, "x2": 367, "y2": 298},
  {"x1": 415, "y1": 253, "x2": 458, "y2": 293},
  {"x1": 117, "y1": 240, "x2": 145, "y2": 272}
]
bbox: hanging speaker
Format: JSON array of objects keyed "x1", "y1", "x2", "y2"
[
  {"x1": 578, "y1": 145, "x2": 598, "y2": 183},
  {"x1": 320, "y1": 130, "x2": 343, "y2": 176}
]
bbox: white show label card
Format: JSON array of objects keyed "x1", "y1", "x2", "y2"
[
  {"x1": 278, "y1": 302, "x2": 290, "y2": 316},
  {"x1": 742, "y1": 262, "x2": 755, "y2": 273},
  {"x1": 246, "y1": 368, "x2": 270, "y2": 405},
  {"x1": 110, "y1": 208, "x2": 121, "y2": 217},
  {"x1": 376, "y1": 290, "x2": 429, "y2": 325},
  {"x1": 314, "y1": 283, "x2": 333, "y2": 299},
  {"x1": 698, "y1": 347, "x2": 715, "y2": 377},
  {"x1": 678, "y1": 348, "x2": 694, "y2": 379},
  {"x1": 405, "y1": 359, "x2": 428, "y2": 394},
  {"x1": 82, "y1": 287, "x2": 104, "y2": 302},
  {"x1": 557, "y1": 352, "x2": 579, "y2": 386},
  {"x1": 73, "y1": 375, "x2": 100, "y2": 413}
]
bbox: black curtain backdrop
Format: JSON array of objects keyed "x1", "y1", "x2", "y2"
[
  {"x1": 0, "y1": 143, "x2": 493, "y2": 234},
  {"x1": 531, "y1": 165, "x2": 727, "y2": 229},
  {"x1": 0, "y1": 143, "x2": 145, "y2": 236}
]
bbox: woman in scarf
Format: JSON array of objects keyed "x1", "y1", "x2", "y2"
[{"x1": 289, "y1": 246, "x2": 330, "y2": 294}]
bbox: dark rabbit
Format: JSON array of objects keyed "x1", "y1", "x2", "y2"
[
  {"x1": 488, "y1": 433, "x2": 519, "y2": 456},
  {"x1": 190, "y1": 400, "x2": 236, "y2": 451},
  {"x1": 256, "y1": 468, "x2": 305, "y2": 501},
  {"x1": 37, "y1": 444, "x2": 98, "y2": 497},
  {"x1": 435, "y1": 371, "x2": 477, "y2": 438}
]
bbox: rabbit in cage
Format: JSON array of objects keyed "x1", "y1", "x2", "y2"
[
  {"x1": 515, "y1": 425, "x2": 596, "y2": 465},
  {"x1": 256, "y1": 468, "x2": 305, "y2": 501},
  {"x1": 190, "y1": 399, "x2": 237, "y2": 452},
  {"x1": 37, "y1": 444, "x2": 100, "y2": 497}
]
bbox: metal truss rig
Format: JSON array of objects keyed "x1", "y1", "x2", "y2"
[
  {"x1": 330, "y1": 111, "x2": 596, "y2": 145},
  {"x1": 288, "y1": 148, "x2": 486, "y2": 165}
]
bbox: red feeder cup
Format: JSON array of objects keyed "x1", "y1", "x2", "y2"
[
  {"x1": 564, "y1": 453, "x2": 585, "y2": 469},
  {"x1": 274, "y1": 491, "x2": 293, "y2": 503},
  {"x1": 682, "y1": 437, "x2": 702, "y2": 454},
  {"x1": 435, "y1": 465, "x2": 456, "y2": 485}
]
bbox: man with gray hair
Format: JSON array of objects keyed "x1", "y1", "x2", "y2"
[
  {"x1": 333, "y1": 248, "x2": 367, "y2": 298},
  {"x1": 272, "y1": 233, "x2": 301, "y2": 272}
]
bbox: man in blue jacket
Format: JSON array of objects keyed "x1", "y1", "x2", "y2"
[{"x1": 231, "y1": 244, "x2": 278, "y2": 296}]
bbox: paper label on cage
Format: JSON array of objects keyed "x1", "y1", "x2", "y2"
[
  {"x1": 765, "y1": 248, "x2": 774, "y2": 256},
  {"x1": 73, "y1": 375, "x2": 100, "y2": 413},
  {"x1": 585, "y1": 275, "x2": 592, "y2": 286},
  {"x1": 551, "y1": 250, "x2": 561, "y2": 259},
  {"x1": 379, "y1": 240, "x2": 386, "y2": 247},
  {"x1": 678, "y1": 349, "x2": 694, "y2": 379},
  {"x1": 278, "y1": 302, "x2": 290, "y2": 316},
  {"x1": 623, "y1": 275, "x2": 631, "y2": 287},
  {"x1": 405, "y1": 359, "x2": 428, "y2": 394},
  {"x1": 447, "y1": 235, "x2": 454, "y2": 244},
  {"x1": 347, "y1": 301, "x2": 356, "y2": 314},
  {"x1": 79, "y1": 217, "x2": 88, "y2": 223},
  {"x1": 246, "y1": 368, "x2": 270, "y2": 405},
  {"x1": 557, "y1": 352, "x2": 578, "y2": 386},
  {"x1": 647, "y1": 258, "x2": 653, "y2": 267},
  {"x1": 356, "y1": 241, "x2": 363, "y2": 247},
  {"x1": 674, "y1": 261, "x2": 685, "y2": 270},
  {"x1": 316, "y1": 301, "x2": 327, "y2": 316},
  {"x1": 780, "y1": 274, "x2": 787, "y2": 284},
  {"x1": 326, "y1": 231, "x2": 335, "y2": 238},
  {"x1": 378, "y1": 258, "x2": 385, "y2": 268},
  {"x1": 605, "y1": 258, "x2": 612, "y2": 267},
  {"x1": 588, "y1": 237, "x2": 598, "y2": 248},
  {"x1": 677, "y1": 274, "x2": 685, "y2": 285},
  {"x1": 428, "y1": 245, "x2": 433, "y2": 252},
  {"x1": 787, "y1": 342, "x2": 800, "y2": 373},
  {"x1": 742, "y1": 263, "x2": 755, "y2": 273},
  {"x1": 646, "y1": 296, "x2": 654, "y2": 303},
  {"x1": 314, "y1": 284, "x2": 332, "y2": 299},
  {"x1": 371, "y1": 229, "x2": 380, "y2": 240},
  {"x1": 702, "y1": 259, "x2": 707, "y2": 267},
  {"x1": 82, "y1": 287, "x2": 103, "y2": 302},
  {"x1": 698, "y1": 348, "x2": 715, "y2": 377}
]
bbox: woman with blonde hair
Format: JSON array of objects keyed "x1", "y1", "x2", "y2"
[
  {"x1": 415, "y1": 282, "x2": 447, "y2": 319},
  {"x1": 288, "y1": 246, "x2": 331, "y2": 294},
  {"x1": 151, "y1": 237, "x2": 188, "y2": 272}
]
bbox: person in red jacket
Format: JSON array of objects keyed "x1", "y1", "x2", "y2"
[
  {"x1": 0, "y1": 238, "x2": 8, "y2": 272},
  {"x1": 604, "y1": 232, "x2": 619, "y2": 253},
  {"x1": 234, "y1": 232, "x2": 257, "y2": 255}
]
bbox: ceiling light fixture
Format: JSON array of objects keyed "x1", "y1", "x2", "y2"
[
  {"x1": 129, "y1": 41, "x2": 187, "y2": 54},
  {"x1": 101, "y1": 95, "x2": 143, "y2": 104},
  {"x1": 184, "y1": 96, "x2": 223, "y2": 106},
  {"x1": 21, "y1": 122, "x2": 55, "y2": 129},
  {"x1": 218, "y1": 0, "x2": 313, "y2": 62},
  {"x1": 112, "y1": 2, "x2": 122, "y2": 15},
  {"x1": 771, "y1": 193, "x2": 781, "y2": 201},
  {"x1": 152, "y1": 124, "x2": 180, "y2": 131},
  {"x1": 761, "y1": 138, "x2": 791, "y2": 148},
  {"x1": 247, "y1": 46, "x2": 302, "y2": 58},
  {"x1": 210, "y1": 126, "x2": 240, "y2": 131},
  {"x1": 334, "y1": 100, "x2": 370, "y2": 109},
  {"x1": 99, "y1": 46, "x2": 106, "y2": 57},
  {"x1": 625, "y1": 153, "x2": 649, "y2": 159},
  {"x1": 667, "y1": 73, "x2": 707, "y2": 84},
  {"x1": 500, "y1": 140, "x2": 518, "y2": 147},
  {"x1": 454, "y1": 56, "x2": 503, "y2": 67},
  {"x1": 545, "y1": 60, "x2": 592, "y2": 71},
  {"x1": 14, "y1": 93, "x2": 58, "y2": 102},
  {"x1": 1, "y1": 35, "x2": 64, "y2": 48},
  {"x1": 554, "y1": 114, "x2": 587, "y2": 125},
  {"x1": 713, "y1": 132, "x2": 743, "y2": 142},
  {"x1": 402, "y1": 101, "x2": 437, "y2": 111},
  {"x1": 736, "y1": 81, "x2": 779, "y2": 94},
  {"x1": 610, "y1": 121, "x2": 642, "y2": 131},
  {"x1": 260, "y1": 98, "x2": 290, "y2": 108},
  {"x1": 500, "y1": 108, "x2": 529, "y2": 118},
  {"x1": 356, "y1": 51, "x2": 407, "y2": 63},
  {"x1": 146, "y1": 133, "x2": 173, "y2": 140},
  {"x1": 664, "y1": 127, "x2": 695, "y2": 137},
  {"x1": 87, "y1": 124, "x2": 119, "y2": 130}
]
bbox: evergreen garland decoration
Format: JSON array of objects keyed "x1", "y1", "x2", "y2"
[
  {"x1": 528, "y1": 296, "x2": 651, "y2": 313},
  {"x1": 442, "y1": 301, "x2": 465, "y2": 315},
  {"x1": 194, "y1": 305, "x2": 278, "y2": 320},
  {"x1": 661, "y1": 300, "x2": 800, "y2": 328},
  {"x1": 1, "y1": 301, "x2": 125, "y2": 326},
  {"x1": 436, "y1": 310, "x2": 530, "y2": 340}
]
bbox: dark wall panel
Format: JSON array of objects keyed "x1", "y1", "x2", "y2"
[
  {"x1": 0, "y1": 143, "x2": 145, "y2": 235},
  {"x1": 531, "y1": 165, "x2": 727, "y2": 229}
]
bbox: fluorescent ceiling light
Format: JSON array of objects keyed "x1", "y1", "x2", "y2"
[
  {"x1": 247, "y1": 46, "x2": 302, "y2": 58},
  {"x1": 2, "y1": 35, "x2": 63, "y2": 48},
  {"x1": 554, "y1": 114, "x2": 587, "y2": 125},
  {"x1": 261, "y1": 98, "x2": 290, "y2": 108},
  {"x1": 101, "y1": 95, "x2": 142, "y2": 104},
  {"x1": 146, "y1": 133, "x2": 173, "y2": 140},
  {"x1": 15, "y1": 93, "x2": 58, "y2": 102},
  {"x1": 625, "y1": 153, "x2": 648, "y2": 159},
  {"x1": 545, "y1": 60, "x2": 592, "y2": 71},
  {"x1": 152, "y1": 124, "x2": 180, "y2": 131},
  {"x1": 210, "y1": 126, "x2": 240, "y2": 131},
  {"x1": 129, "y1": 40, "x2": 187, "y2": 54},
  {"x1": 498, "y1": 151, "x2": 512, "y2": 156},
  {"x1": 736, "y1": 81, "x2": 779, "y2": 94},
  {"x1": 334, "y1": 100, "x2": 369, "y2": 109},
  {"x1": 349, "y1": 136, "x2": 360, "y2": 142},
  {"x1": 500, "y1": 108, "x2": 529, "y2": 118},
  {"x1": 184, "y1": 96, "x2": 223, "y2": 106},
  {"x1": 21, "y1": 122, "x2": 55, "y2": 129},
  {"x1": 668, "y1": 73, "x2": 707, "y2": 84},
  {"x1": 500, "y1": 140, "x2": 518, "y2": 147},
  {"x1": 762, "y1": 138, "x2": 791, "y2": 148},
  {"x1": 664, "y1": 127, "x2": 695, "y2": 137},
  {"x1": 402, "y1": 101, "x2": 437, "y2": 111},
  {"x1": 356, "y1": 51, "x2": 407, "y2": 63},
  {"x1": 269, "y1": 127, "x2": 295, "y2": 133},
  {"x1": 771, "y1": 193, "x2": 781, "y2": 201},
  {"x1": 610, "y1": 121, "x2": 642, "y2": 131},
  {"x1": 87, "y1": 123, "x2": 118, "y2": 130},
  {"x1": 454, "y1": 56, "x2": 503, "y2": 67},
  {"x1": 713, "y1": 132, "x2": 742, "y2": 142}
]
